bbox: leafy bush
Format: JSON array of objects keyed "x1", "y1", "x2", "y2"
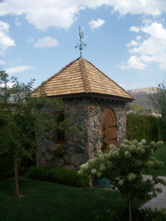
[
  {"x1": 0, "y1": 152, "x2": 14, "y2": 180},
  {"x1": 79, "y1": 139, "x2": 166, "y2": 221},
  {"x1": 95, "y1": 206, "x2": 166, "y2": 221},
  {"x1": 148, "y1": 81, "x2": 166, "y2": 141},
  {"x1": 27, "y1": 166, "x2": 89, "y2": 187},
  {"x1": 0, "y1": 152, "x2": 36, "y2": 180},
  {"x1": 127, "y1": 114, "x2": 162, "y2": 143},
  {"x1": 18, "y1": 154, "x2": 36, "y2": 175}
]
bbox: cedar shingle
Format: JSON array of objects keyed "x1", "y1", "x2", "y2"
[{"x1": 31, "y1": 57, "x2": 134, "y2": 100}]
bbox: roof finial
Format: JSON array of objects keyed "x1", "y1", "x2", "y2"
[{"x1": 75, "y1": 26, "x2": 87, "y2": 57}]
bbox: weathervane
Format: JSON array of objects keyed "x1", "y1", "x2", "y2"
[{"x1": 75, "y1": 26, "x2": 87, "y2": 57}]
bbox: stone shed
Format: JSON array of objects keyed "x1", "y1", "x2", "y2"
[{"x1": 31, "y1": 57, "x2": 134, "y2": 170}]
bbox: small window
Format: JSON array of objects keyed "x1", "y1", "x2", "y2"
[{"x1": 55, "y1": 112, "x2": 65, "y2": 144}]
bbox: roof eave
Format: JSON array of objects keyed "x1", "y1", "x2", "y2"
[{"x1": 48, "y1": 92, "x2": 135, "y2": 102}]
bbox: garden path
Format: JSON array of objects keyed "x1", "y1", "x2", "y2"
[
  {"x1": 141, "y1": 175, "x2": 166, "y2": 210},
  {"x1": 98, "y1": 175, "x2": 166, "y2": 210}
]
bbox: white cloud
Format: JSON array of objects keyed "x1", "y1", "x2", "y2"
[
  {"x1": 27, "y1": 37, "x2": 35, "y2": 43},
  {"x1": 110, "y1": 0, "x2": 166, "y2": 16},
  {"x1": 0, "y1": 82, "x2": 15, "y2": 88},
  {"x1": 127, "y1": 40, "x2": 138, "y2": 47},
  {"x1": 0, "y1": 0, "x2": 80, "y2": 30},
  {"x1": 89, "y1": 19, "x2": 105, "y2": 29},
  {"x1": 0, "y1": 21, "x2": 15, "y2": 56},
  {"x1": 15, "y1": 17, "x2": 22, "y2": 26},
  {"x1": 34, "y1": 36, "x2": 59, "y2": 48},
  {"x1": 6, "y1": 66, "x2": 34, "y2": 75},
  {"x1": 0, "y1": 0, "x2": 166, "y2": 31},
  {"x1": 119, "y1": 55, "x2": 147, "y2": 70},
  {"x1": 127, "y1": 55, "x2": 147, "y2": 70},
  {"x1": 141, "y1": 22, "x2": 166, "y2": 40},
  {"x1": 140, "y1": 55, "x2": 158, "y2": 63},
  {"x1": 121, "y1": 22, "x2": 166, "y2": 70},
  {"x1": 130, "y1": 26, "x2": 139, "y2": 32},
  {"x1": 0, "y1": 59, "x2": 6, "y2": 65},
  {"x1": 136, "y1": 36, "x2": 141, "y2": 40},
  {"x1": 142, "y1": 17, "x2": 152, "y2": 25},
  {"x1": 119, "y1": 83, "x2": 125, "y2": 88}
]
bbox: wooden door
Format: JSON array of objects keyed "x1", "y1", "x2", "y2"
[{"x1": 101, "y1": 108, "x2": 117, "y2": 151}]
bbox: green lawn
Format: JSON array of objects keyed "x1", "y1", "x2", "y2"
[
  {"x1": 0, "y1": 178, "x2": 141, "y2": 221},
  {"x1": 1, "y1": 145, "x2": 165, "y2": 221},
  {"x1": 145, "y1": 144, "x2": 166, "y2": 176}
]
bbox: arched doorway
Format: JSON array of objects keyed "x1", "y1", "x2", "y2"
[{"x1": 101, "y1": 108, "x2": 117, "y2": 151}]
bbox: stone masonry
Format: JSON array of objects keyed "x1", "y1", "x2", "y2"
[{"x1": 36, "y1": 97, "x2": 126, "y2": 170}]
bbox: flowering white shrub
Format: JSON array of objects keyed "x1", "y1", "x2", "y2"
[
  {"x1": 79, "y1": 140, "x2": 165, "y2": 182},
  {"x1": 127, "y1": 173, "x2": 136, "y2": 182},
  {"x1": 155, "y1": 141, "x2": 164, "y2": 148},
  {"x1": 147, "y1": 161, "x2": 154, "y2": 167},
  {"x1": 141, "y1": 139, "x2": 146, "y2": 144},
  {"x1": 124, "y1": 151, "x2": 131, "y2": 158},
  {"x1": 129, "y1": 145, "x2": 136, "y2": 153},
  {"x1": 119, "y1": 179, "x2": 124, "y2": 185},
  {"x1": 78, "y1": 139, "x2": 166, "y2": 221},
  {"x1": 91, "y1": 169, "x2": 97, "y2": 175},
  {"x1": 135, "y1": 160, "x2": 142, "y2": 167},
  {"x1": 111, "y1": 151, "x2": 119, "y2": 159}
]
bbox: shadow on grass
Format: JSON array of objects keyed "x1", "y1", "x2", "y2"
[{"x1": 0, "y1": 178, "x2": 142, "y2": 221}]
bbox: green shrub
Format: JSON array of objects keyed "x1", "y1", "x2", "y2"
[
  {"x1": 95, "y1": 206, "x2": 166, "y2": 221},
  {"x1": 18, "y1": 153, "x2": 36, "y2": 175},
  {"x1": 0, "y1": 152, "x2": 14, "y2": 180},
  {"x1": 0, "y1": 152, "x2": 36, "y2": 180},
  {"x1": 79, "y1": 139, "x2": 165, "y2": 221},
  {"x1": 126, "y1": 114, "x2": 163, "y2": 143},
  {"x1": 27, "y1": 166, "x2": 89, "y2": 187}
]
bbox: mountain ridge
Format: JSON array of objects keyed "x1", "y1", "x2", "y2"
[{"x1": 127, "y1": 87, "x2": 158, "y2": 110}]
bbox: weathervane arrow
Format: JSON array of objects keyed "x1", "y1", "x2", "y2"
[{"x1": 75, "y1": 26, "x2": 87, "y2": 57}]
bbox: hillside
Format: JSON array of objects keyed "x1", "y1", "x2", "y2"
[{"x1": 127, "y1": 87, "x2": 157, "y2": 110}]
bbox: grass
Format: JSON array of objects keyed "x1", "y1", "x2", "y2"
[
  {"x1": 1, "y1": 145, "x2": 165, "y2": 221},
  {"x1": 0, "y1": 178, "x2": 142, "y2": 221},
  {"x1": 144, "y1": 144, "x2": 166, "y2": 176}
]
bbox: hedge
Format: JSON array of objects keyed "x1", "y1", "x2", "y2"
[
  {"x1": 27, "y1": 166, "x2": 90, "y2": 187},
  {"x1": 126, "y1": 114, "x2": 163, "y2": 143},
  {"x1": 0, "y1": 152, "x2": 14, "y2": 180}
]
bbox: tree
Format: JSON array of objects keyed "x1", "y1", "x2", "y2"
[
  {"x1": 126, "y1": 102, "x2": 162, "y2": 143},
  {"x1": 126, "y1": 102, "x2": 151, "y2": 115},
  {"x1": 79, "y1": 139, "x2": 166, "y2": 221},
  {"x1": 148, "y1": 81, "x2": 166, "y2": 140},
  {"x1": 0, "y1": 70, "x2": 78, "y2": 197}
]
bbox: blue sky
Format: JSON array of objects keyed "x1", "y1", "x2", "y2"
[{"x1": 0, "y1": 0, "x2": 166, "y2": 90}]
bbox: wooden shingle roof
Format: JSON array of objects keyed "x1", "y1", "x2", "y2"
[{"x1": 31, "y1": 57, "x2": 134, "y2": 102}]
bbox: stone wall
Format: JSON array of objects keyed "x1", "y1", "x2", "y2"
[
  {"x1": 86, "y1": 99, "x2": 126, "y2": 161},
  {"x1": 36, "y1": 97, "x2": 126, "y2": 170}
]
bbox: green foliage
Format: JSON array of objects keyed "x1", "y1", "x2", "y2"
[
  {"x1": 126, "y1": 102, "x2": 163, "y2": 142},
  {"x1": 127, "y1": 114, "x2": 162, "y2": 143},
  {"x1": 18, "y1": 154, "x2": 36, "y2": 175},
  {"x1": 79, "y1": 139, "x2": 166, "y2": 221},
  {"x1": 79, "y1": 140, "x2": 165, "y2": 201},
  {"x1": 0, "y1": 152, "x2": 14, "y2": 180},
  {"x1": 0, "y1": 70, "x2": 80, "y2": 196},
  {"x1": 0, "y1": 148, "x2": 36, "y2": 180},
  {"x1": 126, "y1": 102, "x2": 151, "y2": 115},
  {"x1": 144, "y1": 144, "x2": 166, "y2": 176},
  {"x1": 27, "y1": 166, "x2": 90, "y2": 187},
  {"x1": 95, "y1": 206, "x2": 166, "y2": 221},
  {"x1": 0, "y1": 178, "x2": 136, "y2": 221},
  {"x1": 149, "y1": 81, "x2": 166, "y2": 141},
  {"x1": 101, "y1": 124, "x2": 108, "y2": 152}
]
